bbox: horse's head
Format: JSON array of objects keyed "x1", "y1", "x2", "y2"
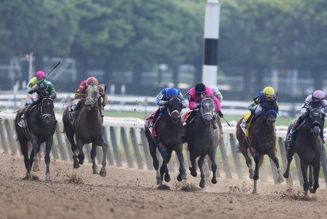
[
  {"x1": 167, "y1": 97, "x2": 182, "y2": 122},
  {"x1": 307, "y1": 107, "x2": 323, "y2": 137},
  {"x1": 200, "y1": 98, "x2": 214, "y2": 122},
  {"x1": 263, "y1": 98, "x2": 278, "y2": 125},
  {"x1": 84, "y1": 85, "x2": 100, "y2": 110},
  {"x1": 40, "y1": 97, "x2": 55, "y2": 126}
]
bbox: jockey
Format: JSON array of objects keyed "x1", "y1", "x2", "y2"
[
  {"x1": 184, "y1": 83, "x2": 223, "y2": 129},
  {"x1": 18, "y1": 70, "x2": 57, "y2": 127},
  {"x1": 241, "y1": 86, "x2": 277, "y2": 130},
  {"x1": 287, "y1": 90, "x2": 327, "y2": 147},
  {"x1": 74, "y1": 76, "x2": 107, "y2": 117},
  {"x1": 210, "y1": 85, "x2": 224, "y2": 133},
  {"x1": 149, "y1": 87, "x2": 188, "y2": 127}
]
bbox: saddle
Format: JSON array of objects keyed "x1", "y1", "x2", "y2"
[
  {"x1": 145, "y1": 112, "x2": 162, "y2": 137},
  {"x1": 241, "y1": 112, "x2": 254, "y2": 137},
  {"x1": 182, "y1": 111, "x2": 196, "y2": 125}
]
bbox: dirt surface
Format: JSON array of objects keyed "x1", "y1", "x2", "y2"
[{"x1": 1, "y1": 154, "x2": 327, "y2": 219}]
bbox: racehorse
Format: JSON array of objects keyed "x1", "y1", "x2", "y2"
[
  {"x1": 15, "y1": 95, "x2": 56, "y2": 181},
  {"x1": 185, "y1": 98, "x2": 219, "y2": 188},
  {"x1": 236, "y1": 98, "x2": 283, "y2": 193},
  {"x1": 283, "y1": 107, "x2": 324, "y2": 194},
  {"x1": 145, "y1": 97, "x2": 186, "y2": 185},
  {"x1": 63, "y1": 84, "x2": 108, "y2": 176}
]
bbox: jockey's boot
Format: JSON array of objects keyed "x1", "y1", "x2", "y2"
[
  {"x1": 18, "y1": 106, "x2": 30, "y2": 128},
  {"x1": 150, "y1": 109, "x2": 161, "y2": 128}
]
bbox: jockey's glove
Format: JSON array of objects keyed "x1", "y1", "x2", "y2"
[{"x1": 218, "y1": 111, "x2": 223, "y2": 118}]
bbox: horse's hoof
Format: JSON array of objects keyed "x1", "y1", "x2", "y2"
[
  {"x1": 189, "y1": 167, "x2": 197, "y2": 177},
  {"x1": 164, "y1": 173, "x2": 171, "y2": 182},
  {"x1": 73, "y1": 161, "x2": 80, "y2": 169},
  {"x1": 33, "y1": 165, "x2": 40, "y2": 172},
  {"x1": 92, "y1": 167, "x2": 98, "y2": 174},
  {"x1": 277, "y1": 176, "x2": 284, "y2": 183},
  {"x1": 100, "y1": 169, "x2": 106, "y2": 177},
  {"x1": 177, "y1": 174, "x2": 187, "y2": 182},
  {"x1": 199, "y1": 180, "x2": 205, "y2": 189},
  {"x1": 283, "y1": 172, "x2": 289, "y2": 179},
  {"x1": 23, "y1": 174, "x2": 31, "y2": 180},
  {"x1": 253, "y1": 175, "x2": 259, "y2": 181},
  {"x1": 211, "y1": 177, "x2": 217, "y2": 184},
  {"x1": 79, "y1": 160, "x2": 84, "y2": 165},
  {"x1": 45, "y1": 175, "x2": 52, "y2": 182}
]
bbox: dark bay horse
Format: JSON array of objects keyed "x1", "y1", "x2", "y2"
[
  {"x1": 284, "y1": 107, "x2": 324, "y2": 194},
  {"x1": 145, "y1": 97, "x2": 186, "y2": 185},
  {"x1": 15, "y1": 96, "x2": 56, "y2": 181},
  {"x1": 185, "y1": 98, "x2": 219, "y2": 188},
  {"x1": 236, "y1": 98, "x2": 283, "y2": 193},
  {"x1": 63, "y1": 85, "x2": 108, "y2": 177}
]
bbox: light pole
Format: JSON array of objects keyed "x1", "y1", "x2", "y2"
[
  {"x1": 202, "y1": 0, "x2": 220, "y2": 86},
  {"x1": 26, "y1": 52, "x2": 33, "y2": 80}
]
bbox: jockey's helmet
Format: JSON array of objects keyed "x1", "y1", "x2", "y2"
[
  {"x1": 312, "y1": 90, "x2": 325, "y2": 103},
  {"x1": 35, "y1": 70, "x2": 46, "y2": 80},
  {"x1": 195, "y1": 83, "x2": 206, "y2": 95},
  {"x1": 166, "y1": 88, "x2": 179, "y2": 99},
  {"x1": 86, "y1": 77, "x2": 99, "y2": 86},
  {"x1": 263, "y1": 86, "x2": 275, "y2": 98}
]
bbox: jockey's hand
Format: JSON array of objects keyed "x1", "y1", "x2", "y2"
[{"x1": 218, "y1": 111, "x2": 223, "y2": 118}]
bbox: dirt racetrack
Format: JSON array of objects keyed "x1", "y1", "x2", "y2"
[{"x1": 1, "y1": 154, "x2": 327, "y2": 219}]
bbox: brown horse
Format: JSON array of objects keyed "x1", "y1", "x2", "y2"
[{"x1": 236, "y1": 98, "x2": 283, "y2": 193}]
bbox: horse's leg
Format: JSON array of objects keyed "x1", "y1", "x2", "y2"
[
  {"x1": 91, "y1": 143, "x2": 98, "y2": 174},
  {"x1": 149, "y1": 140, "x2": 160, "y2": 184},
  {"x1": 158, "y1": 145, "x2": 171, "y2": 182},
  {"x1": 311, "y1": 162, "x2": 320, "y2": 193},
  {"x1": 44, "y1": 137, "x2": 53, "y2": 181},
  {"x1": 208, "y1": 150, "x2": 218, "y2": 184},
  {"x1": 33, "y1": 146, "x2": 40, "y2": 172},
  {"x1": 20, "y1": 138, "x2": 31, "y2": 180},
  {"x1": 308, "y1": 165, "x2": 313, "y2": 189},
  {"x1": 189, "y1": 151, "x2": 197, "y2": 177},
  {"x1": 198, "y1": 155, "x2": 206, "y2": 188},
  {"x1": 283, "y1": 141, "x2": 295, "y2": 179},
  {"x1": 66, "y1": 127, "x2": 79, "y2": 168},
  {"x1": 99, "y1": 141, "x2": 108, "y2": 177},
  {"x1": 239, "y1": 143, "x2": 253, "y2": 179},
  {"x1": 164, "y1": 148, "x2": 172, "y2": 182},
  {"x1": 252, "y1": 153, "x2": 262, "y2": 194},
  {"x1": 176, "y1": 144, "x2": 187, "y2": 182},
  {"x1": 27, "y1": 141, "x2": 39, "y2": 179},
  {"x1": 76, "y1": 138, "x2": 85, "y2": 165},
  {"x1": 269, "y1": 152, "x2": 284, "y2": 183},
  {"x1": 300, "y1": 161, "x2": 309, "y2": 195}
]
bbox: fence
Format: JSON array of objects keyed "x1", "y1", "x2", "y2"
[
  {"x1": 0, "y1": 92, "x2": 302, "y2": 116},
  {"x1": 0, "y1": 111, "x2": 327, "y2": 187}
]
